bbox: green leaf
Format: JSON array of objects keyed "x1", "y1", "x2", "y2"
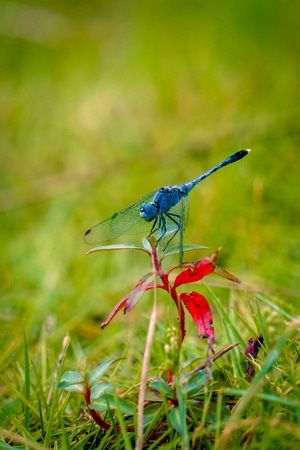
[
  {"x1": 181, "y1": 371, "x2": 206, "y2": 397},
  {"x1": 0, "y1": 442, "x2": 15, "y2": 449},
  {"x1": 90, "y1": 394, "x2": 135, "y2": 415},
  {"x1": 148, "y1": 379, "x2": 174, "y2": 399},
  {"x1": 169, "y1": 406, "x2": 185, "y2": 434},
  {"x1": 170, "y1": 378, "x2": 189, "y2": 446},
  {"x1": 142, "y1": 237, "x2": 152, "y2": 252},
  {"x1": 143, "y1": 403, "x2": 164, "y2": 426},
  {"x1": 90, "y1": 382, "x2": 114, "y2": 402},
  {"x1": 89, "y1": 357, "x2": 123, "y2": 386},
  {"x1": 161, "y1": 244, "x2": 208, "y2": 259},
  {"x1": 58, "y1": 371, "x2": 84, "y2": 393},
  {"x1": 86, "y1": 243, "x2": 149, "y2": 255}
]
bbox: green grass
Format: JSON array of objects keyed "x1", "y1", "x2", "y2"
[{"x1": 1, "y1": 0, "x2": 300, "y2": 448}]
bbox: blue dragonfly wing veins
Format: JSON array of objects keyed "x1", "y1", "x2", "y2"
[{"x1": 84, "y1": 191, "x2": 156, "y2": 245}]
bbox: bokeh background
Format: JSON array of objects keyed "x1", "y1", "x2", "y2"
[{"x1": 1, "y1": 0, "x2": 299, "y2": 362}]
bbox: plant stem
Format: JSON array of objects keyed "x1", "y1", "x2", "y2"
[{"x1": 135, "y1": 248, "x2": 158, "y2": 450}]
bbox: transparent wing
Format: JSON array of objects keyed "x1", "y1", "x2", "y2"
[
  {"x1": 84, "y1": 191, "x2": 156, "y2": 245},
  {"x1": 158, "y1": 195, "x2": 190, "y2": 255}
]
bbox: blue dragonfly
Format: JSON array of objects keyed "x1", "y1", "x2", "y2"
[{"x1": 85, "y1": 149, "x2": 250, "y2": 262}]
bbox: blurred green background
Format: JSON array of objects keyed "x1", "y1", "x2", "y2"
[{"x1": 0, "y1": 0, "x2": 299, "y2": 360}]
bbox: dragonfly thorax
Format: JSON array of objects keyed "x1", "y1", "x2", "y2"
[{"x1": 140, "y1": 185, "x2": 188, "y2": 223}]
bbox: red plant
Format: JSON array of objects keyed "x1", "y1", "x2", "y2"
[
  {"x1": 93, "y1": 241, "x2": 241, "y2": 356},
  {"x1": 58, "y1": 241, "x2": 243, "y2": 434}
]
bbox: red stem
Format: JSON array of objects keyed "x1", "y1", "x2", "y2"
[
  {"x1": 84, "y1": 388, "x2": 111, "y2": 430},
  {"x1": 84, "y1": 387, "x2": 135, "y2": 432},
  {"x1": 151, "y1": 247, "x2": 186, "y2": 344}
]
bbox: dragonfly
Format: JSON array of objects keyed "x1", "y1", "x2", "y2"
[{"x1": 85, "y1": 149, "x2": 250, "y2": 262}]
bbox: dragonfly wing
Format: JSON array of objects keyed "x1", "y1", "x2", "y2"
[
  {"x1": 167, "y1": 195, "x2": 189, "y2": 233},
  {"x1": 180, "y1": 195, "x2": 190, "y2": 232},
  {"x1": 158, "y1": 196, "x2": 190, "y2": 253},
  {"x1": 84, "y1": 191, "x2": 156, "y2": 244}
]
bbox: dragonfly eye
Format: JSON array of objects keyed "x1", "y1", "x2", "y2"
[{"x1": 140, "y1": 202, "x2": 158, "y2": 222}]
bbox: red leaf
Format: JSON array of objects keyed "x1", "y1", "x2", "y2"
[
  {"x1": 124, "y1": 273, "x2": 154, "y2": 313},
  {"x1": 214, "y1": 266, "x2": 241, "y2": 284},
  {"x1": 245, "y1": 334, "x2": 264, "y2": 380},
  {"x1": 180, "y1": 291, "x2": 214, "y2": 346},
  {"x1": 100, "y1": 294, "x2": 129, "y2": 329},
  {"x1": 101, "y1": 274, "x2": 156, "y2": 328},
  {"x1": 174, "y1": 251, "x2": 219, "y2": 288}
]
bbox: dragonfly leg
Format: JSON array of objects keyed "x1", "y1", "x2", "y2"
[
  {"x1": 148, "y1": 212, "x2": 182, "y2": 252},
  {"x1": 161, "y1": 212, "x2": 181, "y2": 250},
  {"x1": 148, "y1": 215, "x2": 168, "y2": 243},
  {"x1": 156, "y1": 215, "x2": 167, "y2": 242},
  {"x1": 148, "y1": 217, "x2": 159, "y2": 236}
]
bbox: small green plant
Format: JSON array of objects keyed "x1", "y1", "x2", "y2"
[{"x1": 58, "y1": 357, "x2": 135, "y2": 432}]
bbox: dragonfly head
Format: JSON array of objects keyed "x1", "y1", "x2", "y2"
[{"x1": 140, "y1": 202, "x2": 158, "y2": 222}]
